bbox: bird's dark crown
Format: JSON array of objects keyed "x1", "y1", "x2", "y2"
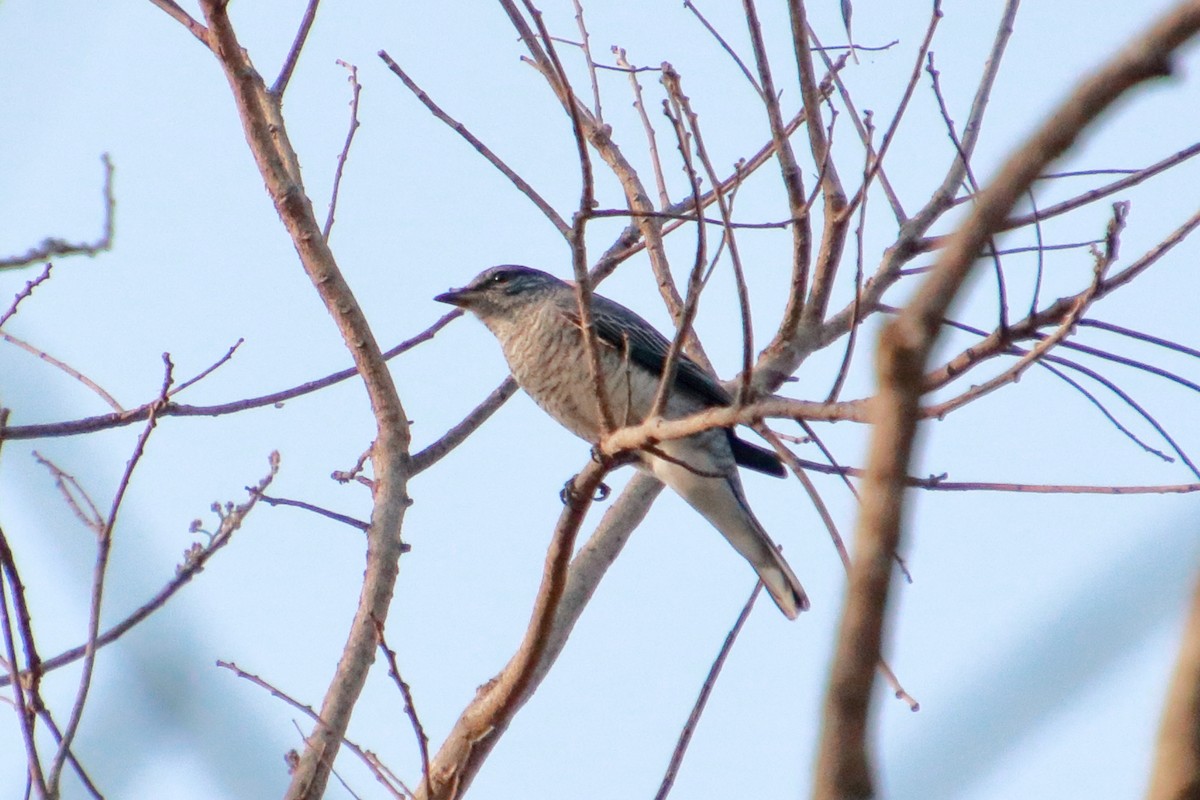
[{"x1": 466, "y1": 264, "x2": 563, "y2": 296}]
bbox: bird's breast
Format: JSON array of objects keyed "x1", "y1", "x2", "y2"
[{"x1": 494, "y1": 307, "x2": 679, "y2": 443}]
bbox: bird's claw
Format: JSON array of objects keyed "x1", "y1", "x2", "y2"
[{"x1": 560, "y1": 477, "x2": 611, "y2": 504}]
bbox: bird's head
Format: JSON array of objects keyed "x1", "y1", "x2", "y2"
[{"x1": 434, "y1": 265, "x2": 566, "y2": 324}]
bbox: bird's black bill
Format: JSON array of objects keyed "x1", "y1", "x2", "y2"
[{"x1": 434, "y1": 288, "x2": 471, "y2": 307}]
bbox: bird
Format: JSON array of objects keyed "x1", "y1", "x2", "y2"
[{"x1": 435, "y1": 265, "x2": 808, "y2": 619}]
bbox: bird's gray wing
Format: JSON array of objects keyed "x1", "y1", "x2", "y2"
[
  {"x1": 566, "y1": 294, "x2": 786, "y2": 478},
  {"x1": 585, "y1": 294, "x2": 733, "y2": 407}
]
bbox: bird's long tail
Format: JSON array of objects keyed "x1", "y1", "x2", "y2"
[
  {"x1": 718, "y1": 489, "x2": 810, "y2": 619},
  {"x1": 649, "y1": 449, "x2": 809, "y2": 618}
]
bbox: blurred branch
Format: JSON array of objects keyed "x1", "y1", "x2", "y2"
[
  {"x1": 0, "y1": 154, "x2": 115, "y2": 271},
  {"x1": 1146, "y1": 570, "x2": 1200, "y2": 800},
  {"x1": 47, "y1": 354, "x2": 173, "y2": 796},
  {"x1": 0, "y1": 262, "x2": 53, "y2": 326},
  {"x1": 0, "y1": 331, "x2": 125, "y2": 412},
  {"x1": 814, "y1": 6, "x2": 1200, "y2": 799},
  {"x1": 0, "y1": 454, "x2": 280, "y2": 690}
]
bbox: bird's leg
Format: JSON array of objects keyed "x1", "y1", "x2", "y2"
[
  {"x1": 560, "y1": 474, "x2": 610, "y2": 504},
  {"x1": 559, "y1": 447, "x2": 640, "y2": 504}
]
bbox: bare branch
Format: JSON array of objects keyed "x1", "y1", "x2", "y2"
[
  {"x1": 1, "y1": 331, "x2": 125, "y2": 412},
  {"x1": 417, "y1": 456, "x2": 617, "y2": 800},
  {"x1": 1146, "y1": 570, "x2": 1200, "y2": 800},
  {"x1": 6, "y1": 317, "x2": 453, "y2": 442},
  {"x1": 271, "y1": 0, "x2": 320, "y2": 98},
  {"x1": 570, "y1": 0, "x2": 603, "y2": 122},
  {"x1": 378, "y1": 49, "x2": 570, "y2": 237},
  {"x1": 0, "y1": 523, "x2": 50, "y2": 798},
  {"x1": 219, "y1": 660, "x2": 410, "y2": 799},
  {"x1": 654, "y1": 584, "x2": 762, "y2": 800},
  {"x1": 196, "y1": 6, "x2": 413, "y2": 797},
  {"x1": 0, "y1": 454, "x2": 279, "y2": 690},
  {"x1": 684, "y1": 0, "x2": 763, "y2": 96},
  {"x1": 47, "y1": 354, "x2": 173, "y2": 796},
  {"x1": 323, "y1": 60, "x2": 362, "y2": 241},
  {"x1": 909, "y1": 0, "x2": 1020, "y2": 231},
  {"x1": 373, "y1": 617, "x2": 431, "y2": 793},
  {"x1": 814, "y1": 7, "x2": 1200, "y2": 798},
  {"x1": 146, "y1": 0, "x2": 211, "y2": 47},
  {"x1": 411, "y1": 378, "x2": 519, "y2": 473},
  {"x1": 0, "y1": 155, "x2": 115, "y2": 271},
  {"x1": 743, "y1": 0, "x2": 812, "y2": 341}
]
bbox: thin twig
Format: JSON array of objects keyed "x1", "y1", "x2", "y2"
[
  {"x1": 0, "y1": 454, "x2": 280, "y2": 690},
  {"x1": 653, "y1": 66, "x2": 711, "y2": 420},
  {"x1": 743, "y1": 0, "x2": 812, "y2": 337},
  {"x1": 0, "y1": 262, "x2": 53, "y2": 327},
  {"x1": 614, "y1": 47, "x2": 668, "y2": 209},
  {"x1": 571, "y1": 0, "x2": 603, "y2": 122},
  {"x1": 271, "y1": 0, "x2": 321, "y2": 97},
  {"x1": 654, "y1": 583, "x2": 761, "y2": 800},
  {"x1": 379, "y1": 50, "x2": 569, "y2": 237},
  {"x1": 411, "y1": 378, "x2": 519, "y2": 473},
  {"x1": 323, "y1": 60, "x2": 362, "y2": 241},
  {"x1": 1081, "y1": 318, "x2": 1200, "y2": 359},
  {"x1": 171, "y1": 338, "x2": 244, "y2": 396},
  {"x1": 1, "y1": 331, "x2": 125, "y2": 412},
  {"x1": 0, "y1": 154, "x2": 116, "y2": 270},
  {"x1": 372, "y1": 617, "x2": 431, "y2": 792},
  {"x1": 146, "y1": 0, "x2": 210, "y2": 47},
  {"x1": 846, "y1": 0, "x2": 943, "y2": 220},
  {"x1": 999, "y1": 139, "x2": 1200, "y2": 232},
  {"x1": 6, "y1": 315, "x2": 455, "y2": 441},
  {"x1": 47, "y1": 355, "x2": 173, "y2": 795},
  {"x1": 683, "y1": 0, "x2": 763, "y2": 96},
  {"x1": 255, "y1": 492, "x2": 370, "y2": 532},
  {"x1": 0, "y1": 524, "x2": 50, "y2": 798},
  {"x1": 219, "y1": 660, "x2": 410, "y2": 799},
  {"x1": 926, "y1": 50, "x2": 1010, "y2": 331}
]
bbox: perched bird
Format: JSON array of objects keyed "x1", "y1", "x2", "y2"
[{"x1": 435, "y1": 265, "x2": 808, "y2": 618}]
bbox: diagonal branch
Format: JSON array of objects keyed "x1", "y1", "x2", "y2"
[
  {"x1": 416, "y1": 457, "x2": 617, "y2": 800},
  {"x1": 184, "y1": 4, "x2": 414, "y2": 799},
  {"x1": 813, "y1": 6, "x2": 1200, "y2": 798}
]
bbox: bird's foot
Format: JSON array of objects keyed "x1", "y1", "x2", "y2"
[{"x1": 560, "y1": 477, "x2": 610, "y2": 505}]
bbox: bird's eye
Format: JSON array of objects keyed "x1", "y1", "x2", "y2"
[{"x1": 490, "y1": 271, "x2": 510, "y2": 284}]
